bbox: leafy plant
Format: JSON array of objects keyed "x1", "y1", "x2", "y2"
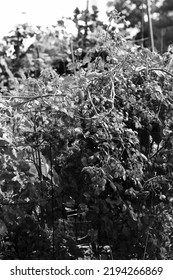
[{"x1": 0, "y1": 8, "x2": 173, "y2": 260}]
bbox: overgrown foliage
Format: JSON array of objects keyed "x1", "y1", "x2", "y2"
[{"x1": 0, "y1": 10, "x2": 173, "y2": 260}]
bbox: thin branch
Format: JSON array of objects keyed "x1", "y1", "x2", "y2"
[
  {"x1": 50, "y1": 142, "x2": 55, "y2": 259},
  {"x1": 139, "y1": 67, "x2": 173, "y2": 79},
  {"x1": 143, "y1": 230, "x2": 150, "y2": 260},
  {"x1": 149, "y1": 143, "x2": 165, "y2": 160},
  {"x1": 87, "y1": 89, "x2": 98, "y2": 115},
  {"x1": 70, "y1": 39, "x2": 77, "y2": 77},
  {"x1": 149, "y1": 68, "x2": 173, "y2": 78},
  {"x1": 10, "y1": 93, "x2": 66, "y2": 107},
  {"x1": 101, "y1": 78, "x2": 115, "y2": 120},
  {"x1": 143, "y1": 175, "x2": 169, "y2": 188}
]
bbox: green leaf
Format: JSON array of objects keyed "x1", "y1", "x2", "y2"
[
  {"x1": 86, "y1": 72, "x2": 100, "y2": 80},
  {"x1": 63, "y1": 76, "x2": 76, "y2": 86},
  {"x1": 82, "y1": 56, "x2": 91, "y2": 65},
  {"x1": 129, "y1": 210, "x2": 138, "y2": 221},
  {"x1": 0, "y1": 219, "x2": 7, "y2": 235},
  {"x1": 67, "y1": 62, "x2": 78, "y2": 71},
  {"x1": 18, "y1": 160, "x2": 30, "y2": 172},
  {"x1": 1, "y1": 184, "x2": 7, "y2": 192},
  {"x1": 109, "y1": 181, "x2": 117, "y2": 192},
  {"x1": 0, "y1": 171, "x2": 16, "y2": 181}
]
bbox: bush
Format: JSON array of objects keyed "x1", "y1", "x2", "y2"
[{"x1": 0, "y1": 10, "x2": 173, "y2": 260}]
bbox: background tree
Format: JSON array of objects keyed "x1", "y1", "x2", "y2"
[
  {"x1": 155, "y1": 0, "x2": 173, "y2": 53},
  {"x1": 107, "y1": 0, "x2": 173, "y2": 52}
]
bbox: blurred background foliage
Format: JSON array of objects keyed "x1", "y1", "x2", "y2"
[{"x1": 107, "y1": 0, "x2": 173, "y2": 52}]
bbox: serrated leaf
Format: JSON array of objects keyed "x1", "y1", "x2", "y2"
[
  {"x1": 1, "y1": 184, "x2": 7, "y2": 192},
  {"x1": 18, "y1": 160, "x2": 30, "y2": 172},
  {"x1": 27, "y1": 162, "x2": 38, "y2": 177},
  {"x1": 78, "y1": 77, "x2": 87, "y2": 87},
  {"x1": 0, "y1": 219, "x2": 7, "y2": 235},
  {"x1": 0, "y1": 171, "x2": 15, "y2": 181},
  {"x1": 114, "y1": 198, "x2": 122, "y2": 206},
  {"x1": 109, "y1": 181, "x2": 117, "y2": 192},
  {"x1": 129, "y1": 210, "x2": 138, "y2": 221},
  {"x1": 67, "y1": 110, "x2": 74, "y2": 118},
  {"x1": 86, "y1": 72, "x2": 100, "y2": 80},
  {"x1": 63, "y1": 76, "x2": 76, "y2": 84},
  {"x1": 82, "y1": 56, "x2": 91, "y2": 65},
  {"x1": 154, "y1": 85, "x2": 162, "y2": 94},
  {"x1": 67, "y1": 62, "x2": 78, "y2": 71},
  {"x1": 0, "y1": 138, "x2": 10, "y2": 146}
]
